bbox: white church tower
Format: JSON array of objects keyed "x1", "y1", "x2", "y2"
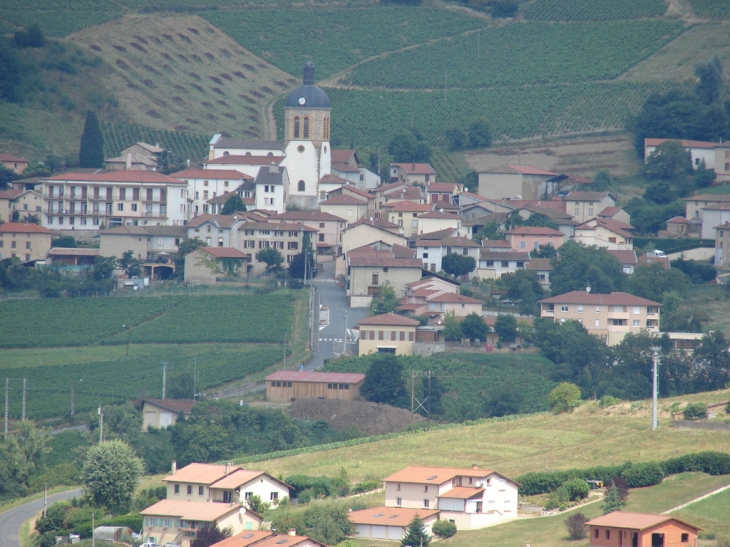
[{"x1": 284, "y1": 61, "x2": 331, "y2": 209}]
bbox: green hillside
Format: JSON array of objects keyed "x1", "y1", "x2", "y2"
[
  {"x1": 524, "y1": 0, "x2": 667, "y2": 21},
  {"x1": 690, "y1": 0, "x2": 730, "y2": 19}
]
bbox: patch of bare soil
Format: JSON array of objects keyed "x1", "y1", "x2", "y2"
[{"x1": 287, "y1": 398, "x2": 424, "y2": 436}]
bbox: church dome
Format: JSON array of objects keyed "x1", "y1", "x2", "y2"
[{"x1": 285, "y1": 61, "x2": 331, "y2": 109}]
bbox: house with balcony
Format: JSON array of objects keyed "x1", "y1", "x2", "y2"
[
  {"x1": 539, "y1": 291, "x2": 661, "y2": 345},
  {"x1": 586, "y1": 512, "x2": 700, "y2": 547},
  {"x1": 41, "y1": 171, "x2": 188, "y2": 230}
]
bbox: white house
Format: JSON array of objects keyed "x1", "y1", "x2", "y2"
[
  {"x1": 254, "y1": 165, "x2": 289, "y2": 214},
  {"x1": 644, "y1": 138, "x2": 717, "y2": 170},
  {"x1": 173, "y1": 168, "x2": 248, "y2": 217},
  {"x1": 477, "y1": 250, "x2": 530, "y2": 279}
]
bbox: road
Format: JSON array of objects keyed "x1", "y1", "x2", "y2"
[{"x1": 0, "y1": 488, "x2": 81, "y2": 547}]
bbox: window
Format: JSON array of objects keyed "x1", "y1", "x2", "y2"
[
  {"x1": 132, "y1": 204, "x2": 138, "y2": 212},
  {"x1": 372, "y1": 274, "x2": 379, "y2": 285},
  {"x1": 424, "y1": 485, "x2": 429, "y2": 492},
  {"x1": 117, "y1": 203, "x2": 124, "y2": 211},
  {"x1": 596, "y1": 306, "x2": 600, "y2": 313},
  {"x1": 174, "y1": 484, "x2": 180, "y2": 494},
  {"x1": 422, "y1": 253, "x2": 429, "y2": 259},
  {"x1": 25, "y1": 241, "x2": 31, "y2": 249},
  {"x1": 397, "y1": 484, "x2": 401, "y2": 491},
  {"x1": 633, "y1": 320, "x2": 640, "y2": 327},
  {"x1": 318, "y1": 233, "x2": 325, "y2": 242},
  {"x1": 574, "y1": 208, "x2": 579, "y2": 216},
  {"x1": 11, "y1": 241, "x2": 16, "y2": 249},
  {"x1": 199, "y1": 485, "x2": 204, "y2": 496},
  {"x1": 270, "y1": 492, "x2": 279, "y2": 501},
  {"x1": 294, "y1": 117, "x2": 300, "y2": 138},
  {"x1": 588, "y1": 208, "x2": 593, "y2": 216},
  {"x1": 578, "y1": 305, "x2": 583, "y2": 313},
  {"x1": 520, "y1": 241, "x2": 525, "y2": 249},
  {"x1": 423, "y1": 499, "x2": 430, "y2": 508},
  {"x1": 594, "y1": 529, "x2": 599, "y2": 539},
  {"x1": 303, "y1": 117, "x2": 309, "y2": 138},
  {"x1": 245, "y1": 492, "x2": 252, "y2": 500},
  {"x1": 633, "y1": 306, "x2": 640, "y2": 314},
  {"x1": 595, "y1": 319, "x2": 600, "y2": 327},
  {"x1": 119, "y1": 188, "x2": 126, "y2": 200},
  {"x1": 288, "y1": 241, "x2": 299, "y2": 250},
  {"x1": 681, "y1": 534, "x2": 689, "y2": 543},
  {"x1": 533, "y1": 241, "x2": 539, "y2": 249},
  {"x1": 561, "y1": 305, "x2": 568, "y2": 312},
  {"x1": 396, "y1": 497, "x2": 402, "y2": 506},
  {"x1": 298, "y1": 180, "x2": 305, "y2": 192},
  {"x1": 187, "y1": 485, "x2": 193, "y2": 495},
  {"x1": 605, "y1": 530, "x2": 610, "y2": 540}
]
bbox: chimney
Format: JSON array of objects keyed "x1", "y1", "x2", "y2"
[
  {"x1": 289, "y1": 529, "x2": 297, "y2": 537},
  {"x1": 269, "y1": 162, "x2": 278, "y2": 174},
  {"x1": 126, "y1": 152, "x2": 132, "y2": 170},
  {"x1": 472, "y1": 464, "x2": 478, "y2": 470},
  {"x1": 171, "y1": 460, "x2": 177, "y2": 475},
  {"x1": 225, "y1": 462, "x2": 230, "y2": 475}
]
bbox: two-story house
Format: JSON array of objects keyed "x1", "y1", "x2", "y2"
[
  {"x1": 0, "y1": 222, "x2": 52, "y2": 262},
  {"x1": 586, "y1": 512, "x2": 700, "y2": 547},
  {"x1": 539, "y1": 291, "x2": 661, "y2": 345},
  {"x1": 174, "y1": 168, "x2": 250, "y2": 217},
  {"x1": 564, "y1": 191, "x2": 616, "y2": 224},
  {"x1": 348, "y1": 247, "x2": 422, "y2": 307},
  {"x1": 505, "y1": 226, "x2": 565, "y2": 251},
  {"x1": 389, "y1": 163, "x2": 437, "y2": 185},
  {"x1": 274, "y1": 210, "x2": 347, "y2": 256},
  {"x1": 477, "y1": 250, "x2": 531, "y2": 279}
]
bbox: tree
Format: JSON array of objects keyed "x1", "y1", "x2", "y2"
[
  {"x1": 695, "y1": 55, "x2": 723, "y2": 106},
  {"x1": 401, "y1": 515, "x2": 431, "y2": 547},
  {"x1": 288, "y1": 251, "x2": 315, "y2": 280},
  {"x1": 443, "y1": 310, "x2": 462, "y2": 341},
  {"x1": 494, "y1": 314, "x2": 517, "y2": 343},
  {"x1": 191, "y1": 527, "x2": 233, "y2": 547},
  {"x1": 531, "y1": 243, "x2": 557, "y2": 258},
  {"x1": 82, "y1": 440, "x2": 143, "y2": 513},
  {"x1": 692, "y1": 331, "x2": 730, "y2": 392},
  {"x1": 78, "y1": 111, "x2": 105, "y2": 168},
  {"x1": 372, "y1": 281, "x2": 399, "y2": 314},
  {"x1": 592, "y1": 169, "x2": 614, "y2": 191},
  {"x1": 0, "y1": 38, "x2": 22, "y2": 103},
  {"x1": 565, "y1": 513, "x2": 588, "y2": 540},
  {"x1": 432, "y1": 520, "x2": 457, "y2": 539},
  {"x1": 499, "y1": 269, "x2": 544, "y2": 315},
  {"x1": 175, "y1": 237, "x2": 207, "y2": 278},
  {"x1": 441, "y1": 253, "x2": 476, "y2": 278},
  {"x1": 221, "y1": 194, "x2": 247, "y2": 214},
  {"x1": 643, "y1": 181, "x2": 675, "y2": 205},
  {"x1": 444, "y1": 128, "x2": 468, "y2": 150},
  {"x1": 51, "y1": 236, "x2": 77, "y2": 248},
  {"x1": 98, "y1": 402, "x2": 142, "y2": 446},
  {"x1": 550, "y1": 240, "x2": 625, "y2": 295},
  {"x1": 625, "y1": 263, "x2": 689, "y2": 303},
  {"x1": 670, "y1": 257, "x2": 716, "y2": 284},
  {"x1": 167, "y1": 371, "x2": 195, "y2": 400},
  {"x1": 474, "y1": 220, "x2": 505, "y2": 243},
  {"x1": 694, "y1": 160, "x2": 716, "y2": 188},
  {"x1": 548, "y1": 382, "x2": 581, "y2": 414},
  {"x1": 461, "y1": 313, "x2": 487, "y2": 341},
  {"x1": 90, "y1": 255, "x2": 116, "y2": 281},
  {"x1": 602, "y1": 484, "x2": 624, "y2": 515},
  {"x1": 246, "y1": 494, "x2": 268, "y2": 514},
  {"x1": 361, "y1": 354, "x2": 406, "y2": 405},
  {"x1": 0, "y1": 164, "x2": 18, "y2": 190},
  {"x1": 36, "y1": 501, "x2": 67, "y2": 534},
  {"x1": 489, "y1": 0, "x2": 519, "y2": 17},
  {"x1": 562, "y1": 478, "x2": 590, "y2": 501},
  {"x1": 468, "y1": 119, "x2": 492, "y2": 149},
  {"x1": 388, "y1": 132, "x2": 431, "y2": 163},
  {"x1": 256, "y1": 248, "x2": 284, "y2": 273},
  {"x1": 119, "y1": 250, "x2": 143, "y2": 278},
  {"x1": 645, "y1": 141, "x2": 693, "y2": 181}
]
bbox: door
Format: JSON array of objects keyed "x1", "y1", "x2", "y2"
[
  {"x1": 159, "y1": 412, "x2": 173, "y2": 428},
  {"x1": 632, "y1": 532, "x2": 638, "y2": 547},
  {"x1": 651, "y1": 533, "x2": 664, "y2": 547}
]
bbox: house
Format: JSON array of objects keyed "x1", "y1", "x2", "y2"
[
  {"x1": 319, "y1": 194, "x2": 369, "y2": 223},
  {"x1": 349, "y1": 507, "x2": 440, "y2": 541},
  {"x1": 637, "y1": 252, "x2": 670, "y2": 270},
  {"x1": 413, "y1": 231, "x2": 479, "y2": 275},
  {"x1": 477, "y1": 165, "x2": 558, "y2": 200},
  {"x1": 381, "y1": 185, "x2": 426, "y2": 207},
  {"x1": 684, "y1": 193, "x2": 730, "y2": 221},
  {"x1": 340, "y1": 219, "x2": 407, "y2": 256},
  {"x1": 421, "y1": 292, "x2": 483, "y2": 318},
  {"x1": 598, "y1": 206, "x2": 631, "y2": 225},
  {"x1": 327, "y1": 184, "x2": 377, "y2": 209},
  {"x1": 174, "y1": 169, "x2": 249, "y2": 217},
  {"x1": 481, "y1": 239, "x2": 513, "y2": 251},
  {"x1": 715, "y1": 142, "x2": 730, "y2": 182},
  {"x1": 348, "y1": 247, "x2": 422, "y2": 307},
  {"x1": 505, "y1": 226, "x2": 565, "y2": 252},
  {"x1": 665, "y1": 216, "x2": 690, "y2": 237},
  {"x1": 477, "y1": 250, "x2": 530, "y2": 279},
  {"x1": 265, "y1": 371, "x2": 365, "y2": 401},
  {"x1": 330, "y1": 149, "x2": 380, "y2": 190},
  {"x1": 397, "y1": 276, "x2": 461, "y2": 314},
  {"x1": 417, "y1": 210, "x2": 463, "y2": 238},
  {"x1": 514, "y1": 205, "x2": 577, "y2": 237},
  {"x1": 0, "y1": 188, "x2": 43, "y2": 222},
  {"x1": 273, "y1": 211, "x2": 346, "y2": 256},
  {"x1": 539, "y1": 291, "x2": 661, "y2": 345},
  {"x1": 0, "y1": 153, "x2": 29, "y2": 174},
  {"x1": 187, "y1": 214, "x2": 246, "y2": 248},
  {"x1": 210, "y1": 531, "x2": 326, "y2": 547},
  {"x1": 663, "y1": 332, "x2": 704, "y2": 353},
  {"x1": 697, "y1": 203, "x2": 730, "y2": 239},
  {"x1": 390, "y1": 163, "x2": 437, "y2": 185},
  {"x1": 357, "y1": 313, "x2": 421, "y2": 355},
  {"x1": 254, "y1": 165, "x2": 289, "y2": 214},
  {"x1": 141, "y1": 500, "x2": 262, "y2": 547},
  {"x1": 607, "y1": 250, "x2": 638, "y2": 275},
  {"x1": 206, "y1": 155, "x2": 287, "y2": 180},
  {"x1": 526, "y1": 257, "x2": 553, "y2": 287},
  {"x1": 47, "y1": 247, "x2": 99, "y2": 268},
  {"x1": 121, "y1": 142, "x2": 165, "y2": 165},
  {"x1": 141, "y1": 399, "x2": 195, "y2": 430},
  {"x1": 714, "y1": 221, "x2": 730, "y2": 267},
  {"x1": 586, "y1": 512, "x2": 700, "y2": 547},
  {"x1": 427, "y1": 182, "x2": 462, "y2": 204},
  {"x1": 573, "y1": 219, "x2": 634, "y2": 250},
  {"x1": 458, "y1": 191, "x2": 488, "y2": 207},
  {"x1": 0, "y1": 189, "x2": 22, "y2": 222},
  {"x1": 384, "y1": 202, "x2": 434, "y2": 237},
  {"x1": 645, "y1": 138, "x2": 717, "y2": 170},
  {"x1": 184, "y1": 247, "x2": 250, "y2": 284},
  {"x1": 382, "y1": 465, "x2": 520, "y2": 530},
  {"x1": 100, "y1": 225, "x2": 186, "y2": 275},
  {"x1": 564, "y1": 191, "x2": 616, "y2": 224},
  {"x1": 0, "y1": 222, "x2": 52, "y2": 262},
  {"x1": 105, "y1": 152, "x2": 157, "y2": 171},
  {"x1": 238, "y1": 221, "x2": 317, "y2": 273},
  {"x1": 41, "y1": 170, "x2": 189, "y2": 230}
]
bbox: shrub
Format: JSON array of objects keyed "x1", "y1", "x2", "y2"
[
  {"x1": 621, "y1": 462, "x2": 664, "y2": 488},
  {"x1": 352, "y1": 480, "x2": 381, "y2": 494},
  {"x1": 599, "y1": 395, "x2": 620, "y2": 408},
  {"x1": 544, "y1": 497, "x2": 559, "y2": 511},
  {"x1": 432, "y1": 519, "x2": 457, "y2": 538},
  {"x1": 556, "y1": 486, "x2": 570, "y2": 504},
  {"x1": 661, "y1": 451, "x2": 730, "y2": 476},
  {"x1": 683, "y1": 402, "x2": 707, "y2": 420},
  {"x1": 565, "y1": 512, "x2": 588, "y2": 540},
  {"x1": 562, "y1": 478, "x2": 590, "y2": 501},
  {"x1": 548, "y1": 382, "x2": 582, "y2": 413}
]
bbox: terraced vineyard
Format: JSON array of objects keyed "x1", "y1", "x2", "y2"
[
  {"x1": 690, "y1": 0, "x2": 730, "y2": 18},
  {"x1": 201, "y1": 7, "x2": 486, "y2": 80},
  {"x1": 524, "y1": 0, "x2": 667, "y2": 21},
  {"x1": 343, "y1": 21, "x2": 685, "y2": 89},
  {"x1": 100, "y1": 121, "x2": 210, "y2": 164}
]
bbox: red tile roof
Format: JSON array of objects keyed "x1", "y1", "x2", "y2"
[
  {"x1": 684, "y1": 193, "x2": 730, "y2": 202},
  {"x1": 266, "y1": 371, "x2": 365, "y2": 384},
  {"x1": 349, "y1": 218, "x2": 401, "y2": 230},
  {"x1": 162, "y1": 462, "x2": 240, "y2": 485},
  {"x1": 331, "y1": 149, "x2": 357, "y2": 164},
  {"x1": 439, "y1": 487, "x2": 485, "y2": 499},
  {"x1": 357, "y1": 312, "x2": 421, "y2": 327},
  {"x1": 0, "y1": 154, "x2": 27, "y2": 163},
  {"x1": 598, "y1": 206, "x2": 623, "y2": 217},
  {"x1": 201, "y1": 247, "x2": 249, "y2": 259},
  {"x1": 667, "y1": 216, "x2": 689, "y2": 224},
  {"x1": 140, "y1": 499, "x2": 247, "y2": 522},
  {"x1": 419, "y1": 211, "x2": 460, "y2": 219},
  {"x1": 539, "y1": 291, "x2": 660, "y2": 306},
  {"x1": 142, "y1": 399, "x2": 196, "y2": 413},
  {"x1": 481, "y1": 239, "x2": 512, "y2": 248},
  {"x1": 391, "y1": 163, "x2": 436, "y2": 175},
  {"x1": 586, "y1": 512, "x2": 700, "y2": 531},
  {"x1": 637, "y1": 255, "x2": 670, "y2": 270},
  {"x1": 383, "y1": 466, "x2": 494, "y2": 484},
  {"x1": 427, "y1": 182, "x2": 459, "y2": 193},
  {"x1": 274, "y1": 211, "x2": 346, "y2": 222},
  {"x1": 320, "y1": 194, "x2": 367, "y2": 206},
  {"x1": 0, "y1": 189, "x2": 23, "y2": 200},
  {"x1": 384, "y1": 201, "x2": 432, "y2": 213},
  {"x1": 607, "y1": 250, "x2": 638, "y2": 264},
  {"x1": 46, "y1": 171, "x2": 186, "y2": 184},
  {"x1": 442, "y1": 236, "x2": 479, "y2": 248},
  {"x1": 505, "y1": 226, "x2": 564, "y2": 236},
  {"x1": 645, "y1": 138, "x2": 718, "y2": 149},
  {"x1": 330, "y1": 162, "x2": 359, "y2": 174},
  {"x1": 526, "y1": 258, "x2": 553, "y2": 271},
  {"x1": 207, "y1": 155, "x2": 285, "y2": 166},
  {"x1": 349, "y1": 507, "x2": 439, "y2": 527},
  {"x1": 210, "y1": 531, "x2": 273, "y2": 547},
  {"x1": 349, "y1": 255, "x2": 422, "y2": 268},
  {"x1": 173, "y1": 168, "x2": 250, "y2": 180},
  {"x1": 0, "y1": 222, "x2": 52, "y2": 234},
  {"x1": 332, "y1": 185, "x2": 373, "y2": 199}
]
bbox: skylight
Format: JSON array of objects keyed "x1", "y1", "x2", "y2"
[{"x1": 426, "y1": 475, "x2": 437, "y2": 480}]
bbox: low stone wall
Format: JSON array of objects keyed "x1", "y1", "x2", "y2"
[{"x1": 672, "y1": 420, "x2": 730, "y2": 431}]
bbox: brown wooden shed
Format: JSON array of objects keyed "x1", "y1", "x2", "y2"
[{"x1": 265, "y1": 371, "x2": 366, "y2": 402}]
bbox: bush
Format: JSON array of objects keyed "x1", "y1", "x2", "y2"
[
  {"x1": 565, "y1": 512, "x2": 588, "y2": 540},
  {"x1": 516, "y1": 464, "x2": 627, "y2": 496},
  {"x1": 661, "y1": 451, "x2": 730, "y2": 476},
  {"x1": 621, "y1": 462, "x2": 664, "y2": 488},
  {"x1": 556, "y1": 486, "x2": 570, "y2": 504},
  {"x1": 683, "y1": 402, "x2": 707, "y2": 420},
  {"x1": 562, "y1": 478, "x2": 590, "y2": 501},
  {"x1": 351, "y1": 480, "x2": 381, "y2": 494},
  {"x1": 599, "y1": 395, "x2": 620, "y2": 408},
  {"x1": 432, "y1": 519, "x2": 457, "y2": 539}
]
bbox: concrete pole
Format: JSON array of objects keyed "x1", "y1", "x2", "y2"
[
  {"x1": 22, "y1": 378, "x2": 26, "y2": 421},
  {"x1": 652, "y1": 348, "x2": 659, "y2": 431},
  {"x1": 4, "y1": 378, "x2": 8, "y2": 439}
]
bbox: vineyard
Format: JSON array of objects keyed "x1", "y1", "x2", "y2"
[
  {"x1": 0, "y1": 294, "x2": 295, "y2": 348},
  {"x1": 100, "y1": 121, "x2": 210, "y2": 164},
  {"x1": 0, "y1": 345, "x2": 282, "y2": 420},
  {"x1": 0, "y1": 7, "x2": 121, "y2": 37},
  {"x1": 524, "y1": 0, "x2": 667, "y2": 21},
  {"x1": 277, "y1": 81, "x2": 690, "y2": 148},
  {"x1": 343, "y1": 21, "x2": 685, "y2": 89},
  {"x1": 690, "y1": 0, "x2": 730, "y2": 19},
  {"x1": 200, "y1": 7, "x2": 485, "y2": 80}
]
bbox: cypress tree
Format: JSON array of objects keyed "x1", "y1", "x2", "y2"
[
  {"x1": 401, "y1": 515, "x2": 431, "y2": 547},
  {"x1": 601, "y1": 484, "x2": 624, "y2": 515},
  {"x1": 79, "y1": 111, "x2": 105, "y2": 168}
]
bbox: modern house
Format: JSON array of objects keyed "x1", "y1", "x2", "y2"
[
  {"x1": 0, "y1": 222, "x2": 52, "y2": 262},
  {"x1": 141, "y1": 399, "x2": 196, "y2": 431},
  {"x1": 426, "y1": 182, "x2": 462, "y2": 204},
  {"x1": 320, "y1": 193, "x2": 369, "y2": 223},
  {"x1": 99, "y1": 225, "x2": 186, "y2": 278},
  {"x1": 539, "y1": 291, "x2": 661, "y2": 345},
  {"x1": 357, "y1": 313, "x2": 421, "y2": 355},
  {"x1": 265, "y1": 371, "x2": 365, "y2": 401},
  {"x1": 349, "y1": 507, "x2": 440, "y2": 541},
  {"x1": 526, "y1": 257, "x2": 553, "y2": 287},
  {"x1": 586, "y1": 512, "x2": 700, "y2": 547}
]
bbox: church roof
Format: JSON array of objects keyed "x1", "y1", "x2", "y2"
[{"x1": 285, "y1": 62, "x2": 331, "y2": 109}]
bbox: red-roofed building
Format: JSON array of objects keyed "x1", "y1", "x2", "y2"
[
  {"x1": 273, "y1": 210, "x2": 347, "y2": 255},
  {"x1": 427, "y1": 182, "x2": 462, "y2": 204},
  {"x1": 0, "y1": 153, "x2": 29, "y2": 174},
  {"x1": 211, "y1": 532, "x2": 325, "y2": 547},
  {"x1": 574, "y1": 218, "x2": 634, "y2": 250},
  {"x1": 265, "y1": 371, "x2": 365, "y2": 401},
  {"x1": 564, "y1": 191, "x2": 616, "y2": 223},
  {"x1": 348, "y1": 243, "x2": 423, "y2": 307},
  {"x1": 0, "y1": 222, "x2": 52, "y2": 262},
  {"x1": 505, "y1": 226, "x2": 566, "y2": 251},
  {"x1": 357, "y1": 313, "x2": 421, "y2": 355},
  {"x1": 320, "y1": 193, "x2": 369, "y2": 223},
  {"x1": 586, "y1": 512, "x2": 700, "y2": 547},
  {"x1": 478, "y1": 164, "x2": 559, "y2": 201},
  {"x1": 173, "y1": 168, "x2": 250, "y2": 217},
  {"x1": 350, "y1": 507, "x2": 440, "y2": 540},
  {"x1": 390, "y1": 162, "x2": 437, "y2": 185},
  {"x1": 645, "y1": 138, "x2": 718, "y2": 171},
  {"x1": 141, "y1": 398, "x2": 196, "y2": 430}
]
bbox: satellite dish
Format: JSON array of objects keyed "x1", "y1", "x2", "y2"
[
  {"x1": 475, "y1": 481, "x2": 482, "y2": 487},
  {"x1": 240, "y1": 507, "x2": 247, "y2": 514},
  {"x1": 586, "y1": 286, "x2": 591, "y2": 293},
  {"x1": 437, "y1": 320, "x2": 442, "y2": 325}
]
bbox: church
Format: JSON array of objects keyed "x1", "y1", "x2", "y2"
[{"x1": 206, "y1": 61, "x2": 339, "y2": 212}]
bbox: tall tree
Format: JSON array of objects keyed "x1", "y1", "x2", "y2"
[
  {"x1": 360, "y1": 354, "x2": 406, "y2": 405},
  {"x1": 494, "y1": 314, "x2": 517, "y2": 343},
  {"x1": 191, "y1": 527, "x2": 233, "y2": 547},
  {"x1": 255, "y1": 248, "x2": 284, "y2": 273},
  {"x1": 695, "y1": 55, "x2": 723, "y2": 106},
  {"x1": 119, "y1": 250, "x2": 143, "y2": 278},
  {"x1": 441, "y1": 253, "x2": 476, "y2": 278},
  {"x1": 388, "y1": 132, "x2": 431, "y2": 163},
  {"x1": 221, "y1": 194, "x2": 247, "y2": 214},
  {"x1": 79, "y1": 111, "x2": 105, "y2": 168},
  {"x1": 468, "y1": 119, "x2": 492, "y2": 149},
  {"x1": 550, "y1": 240, "x2": 625, "y2": 295},
  {"x1": 401, "y1": 515, "x2": 431, "y2": 547},
  {"x1": 461, "y1": 312, "x2": 488, "y2": 341},
  {"x1": 82, "y1": 440, "x2": 143, "y2": 514},
  {"x1": 644, "y1": 141, "x2": 693, "y2": 180},
  {"x1": 0, "y1": 38, "x2": 21, "y2": 102}
]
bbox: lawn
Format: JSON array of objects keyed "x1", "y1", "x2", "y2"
[{"x1": 672, "y1": 487, "x2": 730, "y2": 539}]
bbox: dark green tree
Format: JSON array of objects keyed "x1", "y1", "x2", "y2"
[
  {"x1": 565, "y1": 513, "x2": 588, "y2": 540},
  {"x1": 441, "y1": 253, "x2": 476, "y2": 278},
  {"x1": 468, "y1": 119, "x2": 492, "y2": 149},
  {"x1": 630, "y1": 91, "x2": 706, "y2": 155},
  {"x1": 401, "y1": 515, "x2": 431, "y2": 547},
  {"x1": 695, "y1": 55, "x2": 723, "y2": 105},
  {"x1": 531, "y1": 243, "x2": 557, "y2": 259},
  {"x1": 256, "y1": 248, "x2": 284, "y2": 273},
  {"x1": 443, "y1": 310, "x2": 462, "y2": 341},
  {"x1": 372, "y1": 281, "x2": 399, "y2": 314},
  {"x1": 51, "y1": 236, "x2": 77, "y2": 248},
  {"x1": 0, "y1": 38, "x2": 22, "y2": 102},
  {"x1": 692, "y1": 331, "x2": 730, "y2": 392},
  {"x1": 592, "y1": 169, "x2": 614, "y2": 191},
  {"x1": 643, "y1": 181, "x2": 675, "y2": 205},
  {"x1": 494, "y1": 314, "x2": 517, "y2": 343},
  {"x1": 602, "y1": 484, "x2": 624, "y2": 514},
  {"x1": 167, "y1": 372, "x2": 195, "y2": 400},
  {"x1": 461, "y1": 313, "x2": 487, "y2": 341},
  {"x1": 444, "y1": 128, "x2": 468, "y2": 150},
  {"x1": 473, "y1": 220, "x2": 505, "y2": 243},
  {"x1": 670, "y1": 257, "x2": 716, "y2": 284},
  {"x1": 694, "y1": 161, "x2": 716, "y2": 188},
  {"x1": 78, "y1": 111, "x2": 105, "y2": 168},
  {"x1": 191, "y1": 527, "x2": 233, "y2": 547},
  {"x1": 645, "y1": 141, "x2": 693, "y2": 181},
  {"x1": 361, "y1": 354, "x2": 406, "y2": 405},
  {"x1": 288, "y1": 251, "x2": 315, "y2": 280},
  {"x1": 174, "y1": 237, "x2": 207, "y2": 278},
  {"x1": 119, "y1": 250, "x2": 143, "y2": 277},
  {"x1": 0, "y1": 165, "x2": 18, "y2": 190},
  {"x1": 625, "y1": 263, "x2": 688, "y2": 303},
  {"x1": 90, "y1": 255, "x2": 117, "y2": 281},
  {"x1": 550, "y1": 240, "x2": 625, "y2": 295},
  {"x1": 388, "y1": 132, "x2": 431, "y2": 163},
  {"x1": 221, "y1": 194, "x2": 247, "y2": 214}
]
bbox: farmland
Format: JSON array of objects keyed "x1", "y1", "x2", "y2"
[
  {"x1": 100, "y1": 121, "x2": 210, "y2": 165},
  {"x1": 343, "y1": 21, "x2": 685, "y2": 89},
  {"x1": 524, "y1": 0, "x2": 667, "y2": 21},
  {"x1": 690, "y1": 0, "x2": 730, "y2": 19}
]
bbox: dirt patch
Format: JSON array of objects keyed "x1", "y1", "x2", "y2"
[{"x1": 287, "y1": 398, "x2": 424, "y2": 436}]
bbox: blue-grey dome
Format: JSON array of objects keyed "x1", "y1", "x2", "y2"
[{"x1": 285, "y1": 61, "x2": 330, "y2": 109}]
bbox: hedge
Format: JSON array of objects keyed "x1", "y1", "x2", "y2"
[
  {"x1": 516, "y1": 451, "x2": 730, "y2": 495},
  {"x1": 72, "y1": 514, "x2": 143, "y2": 538}
]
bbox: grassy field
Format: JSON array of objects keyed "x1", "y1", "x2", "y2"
[
  {"x1": 673, "y1": 487, "x2": 730, "y2": 539},
  {"x1": 523, "y1": 0, "x2": 667, "y2": 21}
]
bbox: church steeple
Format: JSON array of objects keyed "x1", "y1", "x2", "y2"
[{"x1": 303, "y1": 61, "x2": 316, "y2": 85}]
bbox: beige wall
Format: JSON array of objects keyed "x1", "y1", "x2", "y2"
[
  {"x1": 210, "y1": 476, "x2": 290, "y2": 505},
  {"x1": 0, "y1": 197, "x2": 12, "y2": 223},
  {"x1": 342, "y1": 224, "x2": 406, "y2": 254},
  {"x1": 387, "y1": 210, "x2": 421, "y2": 238},
  {"x1": 715, "y1": 227, "x2": 730, "y2": 267},
  {"x1": 350, "y1": 265, "x2": 421, "y2": 306},
  {"x1": 321, "y1": 202, "x2": 368, "y2": 223},
  {"x1": 0, "y1": 231, "x2": 51, "y2": 261},
  {"x1": 572, "y1": 227, "x2": 632, "y2": 250},
  {"x1": 426, "y1": 301, "x2": 482, "y2": 318},
  {"x1": 385, "y1": 482, "x2": 440, "y2": 510},
  {"x1": 15, "y1": 192, "x2": 43, "y2": 217},
  {"x1": 417, "y1": 217, "x2": 461, "y2": 237},
  {"x1": 508, "y1": 233, "x2": 564, "y2": 251},
  {"x1": 567, "y1": 197, "x2": 614, "y2": 223},
  {"x1": 143, "y1": 510, "x2": 259, "y2": 547},
  {"x1": 184, "y1": 248, "x2": 220, "y2": 284},
  {"x1": 101, "y1": 234, "x2": 149, "y2": 260},
  {"x1": 358, "y1": 326, "x2": 416, "y2": 355}
]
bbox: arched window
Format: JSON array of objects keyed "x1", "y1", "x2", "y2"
[
  {"x1": 303, "y1": 117, "x2": 309, "y2": 139},
  {"x1": 294, "y1": 117, "x2": 300, "y2": 139},
  {"x1": 298, "y1": 180, "x2": 306, "y2": 192}
]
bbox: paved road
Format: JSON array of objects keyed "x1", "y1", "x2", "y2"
[{"x1": 0, "y1": 488, "x2": 81, "y2": 547}]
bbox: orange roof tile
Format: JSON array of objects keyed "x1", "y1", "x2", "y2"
[
  {"x1": 210, "y1": 469, "x2": 266, "y2": 490},
  {"x1": 210, "y1": 531, "x2": 273, "y2": 547},
  {"x1": 174, "y1": 169, "x2": 249, "y2": 179},
  {"x1": 140, "y1": 499, "x2": 253, "y2": 522},
  {"x1": 0, "y1": 222, "x2": 52, "y2": 234},
  {"x1": 586, "y1": 512, "x2": 700, "y2": 531},
  {"x1": 46, "y1": 171, "x2": 185, "y2": 184},
  {"x1": 357, "y1": 313, "x2": 421, "y2": 327},
  {"x1": 162, "y1": 462, "x2": 240, "y2": 485},
  {"x1": 391, "y1": 163, "x2": 436, "y2": 175},
  {"x1": 439, "y1": 487, "x2": 485, "y2": 499},
  {"x1": 383, "y1": 466, "x2": 494, "y2": 484},
  {"x1": 349, "y1": 507, "x2": 440, "y2": 527},
  {"x1": 539, "y1": 291, "x2": 660, "y2": 306}
]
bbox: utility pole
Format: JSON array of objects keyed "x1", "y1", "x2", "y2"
[
  {"x1": 22, "y1": 378, "x2": 26, "y2": 421},
  {"x1": 410, "y1": 370, "x2": 416, "y2": 432},
  {"x1": 71, "y1": 384, "x2": 75, "y2": 417},
  {"x1": 427, "y1": 371, "x2": 432, "y2": 429},
  {"x1": 4, "y1": 377, "x2": 8, "y2": 439},
  {"x1": 652, "y1": 348, "x2": 659, "y2": 431},
  {"x1": 98, "y1": 406, "x2": 103, "y2": 443},
  {"x1": 162, "y1": 362, "x2": 168, "y2": 399},
  {"x1": 283, "y1": 331, "x2": 287, "y2": 370},
  {"x1": 43, "y1": 484, "x2": 47, "y2": 518}
]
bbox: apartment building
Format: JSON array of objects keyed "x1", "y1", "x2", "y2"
[{"x1": 174, "y1": 168, "x2": 249, "y2": 217}]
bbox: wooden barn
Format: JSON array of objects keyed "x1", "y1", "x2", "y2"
[{"x1": 265, "y1": 371, "x2": 366, "y2": 402}]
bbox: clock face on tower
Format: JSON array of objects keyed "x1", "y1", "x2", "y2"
[{"x1": 298, "y1": 97, "x2": 307, "y2": 106}]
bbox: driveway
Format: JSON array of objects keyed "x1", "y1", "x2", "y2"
[{"x1": 0, "y1": 488, "x2": 82, "y2": 547}]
